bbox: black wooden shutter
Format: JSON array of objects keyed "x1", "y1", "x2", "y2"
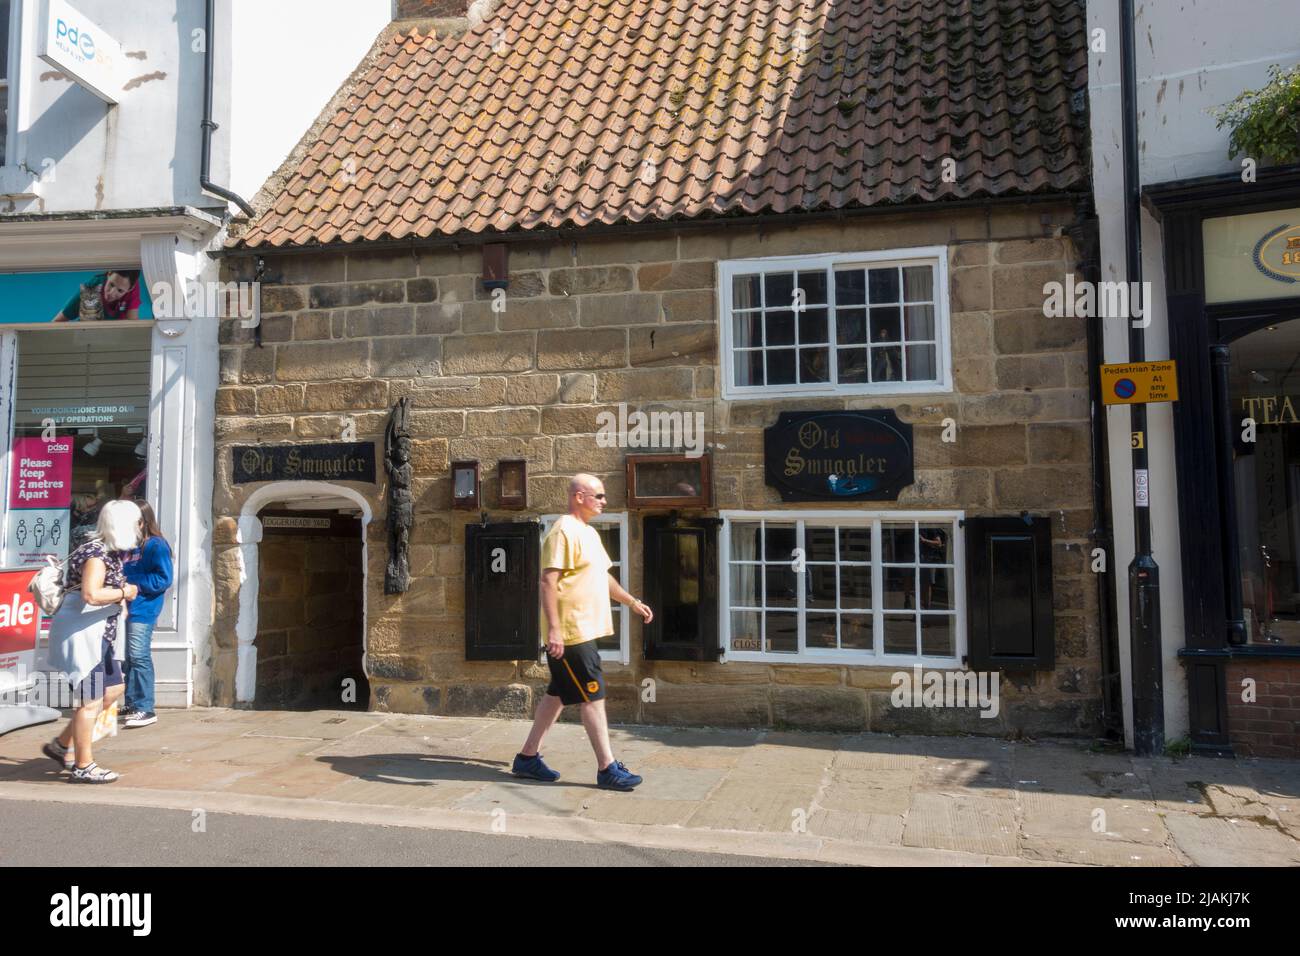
[
  {"x1": 465, "y1": 521, "x2": 540, "y2": 661},
  {"x1": 642, "y1": 515, "x2": 721, "y2": 661},
  {"x1": 965, "y1": 515, "x2": 1055, "y2": 670}
]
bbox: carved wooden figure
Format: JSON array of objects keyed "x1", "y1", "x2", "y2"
[{"x1": 384, "y1": 397, "x2": 413, "y2": 594}]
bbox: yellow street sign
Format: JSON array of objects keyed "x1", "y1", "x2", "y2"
[{"x1": 1101, "y1": 361, "x2": 1179, "y2": 405}]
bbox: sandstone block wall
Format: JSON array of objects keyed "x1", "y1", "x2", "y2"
[{"x1": 211, "y1": 204, "x2": 1103, "y2": 736}]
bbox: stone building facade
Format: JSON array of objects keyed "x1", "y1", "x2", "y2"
[{"x1": 211, "y1": 202, "x2": 1102, "y2": 736}]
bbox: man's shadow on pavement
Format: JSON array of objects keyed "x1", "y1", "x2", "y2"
[
  {"x1": 316, "y1": 753, "x2": 609, "y2": 790},
  {"x1": 317, "y1": 753, "x2": 508, "y2": 786}
]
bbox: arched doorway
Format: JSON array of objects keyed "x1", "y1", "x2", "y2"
[{"x1": 234, "y1": 482, "x2": 372, "y2": 709}]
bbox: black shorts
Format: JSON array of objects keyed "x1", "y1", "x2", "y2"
[{"x1": 545, "y1": 638, "x2": 606, "y2": 705}]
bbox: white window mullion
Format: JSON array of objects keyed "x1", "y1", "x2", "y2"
[
  {"x1": 795, "y1": 520, "x2": 806, "y2": 655},
  {"x1": 834, "y1": 521, "x2": 842, "y2": 651},
  {"x1": 913, "y1": 521, "x2": 923, "y2": 657},
  {"x1": 871, "y1": 519, "x2": 884, "y2": 662},
  {"x1": 828, "y1": 268, "x2": 839, "y2": 388}
]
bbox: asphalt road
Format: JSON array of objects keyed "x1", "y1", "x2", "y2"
[{"x1": 0, "y1": 800, "x2": 827, "y2": 867}]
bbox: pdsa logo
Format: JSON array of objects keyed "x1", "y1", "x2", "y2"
[{"x1": 55, "y1": 18, "x2": 96, "y2": 62}]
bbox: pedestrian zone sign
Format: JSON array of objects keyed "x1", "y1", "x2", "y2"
[{"x1": 1100, "y1": 361, "x2": 1179, "y2": 406}]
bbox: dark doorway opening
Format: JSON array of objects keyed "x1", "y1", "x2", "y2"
[{"x1": 253, "y1": 507, "x2": 368, "y2": 710}]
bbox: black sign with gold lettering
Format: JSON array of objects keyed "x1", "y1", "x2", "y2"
[
  {"x1": 233, "y1": 442, "x2": 377, "y2": 484},
  {"x1": 763, "y1": 410, "x2": 913, "y2": 501}
]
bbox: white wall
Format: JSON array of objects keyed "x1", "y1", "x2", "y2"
[
  {"x1": 3, "y1": 0, "x2": 210, "y2": 211},
  {"x1": 225, "y1": 0, "x2": 390, "y2": 204},
  {"x1": 3, "y1": 0, "x2": 388, "y2": 214},
  {"x1": 1088, "y1": 1, "x2": 1300, "y2": 746}
]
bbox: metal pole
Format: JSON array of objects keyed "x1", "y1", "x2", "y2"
[{"x1": 1119, "y1": 0, "x2": 1164, "y2": 755}]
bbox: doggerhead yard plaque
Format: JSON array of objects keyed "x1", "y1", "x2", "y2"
[
  {"x1": 233, "y1": 442, "x2": 377, "y2": 484},
  {"x1": 764, "y1": 410, "x2": 914, "y2": 502}
]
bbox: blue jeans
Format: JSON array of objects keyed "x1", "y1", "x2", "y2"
[{"x1": 123, "y1": 619, "x2": 156, "y2": 713}]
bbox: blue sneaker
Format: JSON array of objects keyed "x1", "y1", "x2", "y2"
[
  {"x1": 512, "y1": 753, "x2": 560, "y2": 782},
  {"x1": 597, "y1": 760, "x2": 642, "y2": 791}
]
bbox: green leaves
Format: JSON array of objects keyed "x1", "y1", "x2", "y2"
[{"x1": 1210, "y1": 63, "x2": 1300, "y2": 165}]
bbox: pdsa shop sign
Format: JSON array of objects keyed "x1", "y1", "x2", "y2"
[{"x1": 39, "y1": 0, "x2": 123, "y2": 104}]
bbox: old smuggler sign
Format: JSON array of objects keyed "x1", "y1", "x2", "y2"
[
  {"x1": 233, "y1": 442, "x2": 377, "y2": 484},
  {"x1": 764, "y1": 410, "x2": 913, "y2": 502}
]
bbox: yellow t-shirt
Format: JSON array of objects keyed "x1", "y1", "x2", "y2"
[{"x1": 540, "y1": 514, "x2": 613, "y2": 646}]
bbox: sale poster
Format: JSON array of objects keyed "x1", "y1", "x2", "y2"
[
  {"x1": 6, "y1": 436, "x2": 73, "y2": 568},
  {"x1": 0, "y1": 568, "x2": 42, "y2": 688}
]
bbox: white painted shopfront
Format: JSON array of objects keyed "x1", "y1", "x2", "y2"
[{"x1": 0, "y1": 210, "x2": 222, "y2": 706}]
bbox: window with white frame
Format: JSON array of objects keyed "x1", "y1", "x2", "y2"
[
  {"x1": 720, "y1": 248, "x2": 950, "y2": 398},
  {"x1": 540, "y1": 513, "x2": 629, "y2": 664},
  {"x1": 0, "y1": 0, "x2": 12, "y2": 165},
  {"x1": 722, "y1": 512, "x2": 962, "y2": 663}
]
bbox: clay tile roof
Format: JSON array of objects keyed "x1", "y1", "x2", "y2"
[{"x1": 233, "y1": 0, "x2": 1089, "y2": 249}]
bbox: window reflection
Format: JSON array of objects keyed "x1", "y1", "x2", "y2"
[{"x1": 1230, "y1": 322, "x2": 1300, "y2": 645}]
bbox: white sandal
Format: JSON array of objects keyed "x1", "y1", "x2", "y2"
[{"x1": 69, "y1": 762, "x2": 119, "y2": 783}]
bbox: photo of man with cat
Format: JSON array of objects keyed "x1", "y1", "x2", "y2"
[{"x1": 51, "y1": 269, "x2": 143, "y2": 322}]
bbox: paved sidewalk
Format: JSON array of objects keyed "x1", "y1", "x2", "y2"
[{"x1": 2, "y1": 708, "x2": 1298, "y2": 866}]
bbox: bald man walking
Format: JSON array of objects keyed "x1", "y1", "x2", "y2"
[{"x1": 512, "y1": 474, "x2": 653, "y2": 790}]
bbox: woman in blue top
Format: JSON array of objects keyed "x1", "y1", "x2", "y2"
[{"x1": 120, "y1": 500, "x2": 174, "y2": 728}]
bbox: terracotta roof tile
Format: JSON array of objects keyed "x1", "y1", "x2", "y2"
[{"x1": 235, "y1": 0, "x2": 1089, "y2": 249}]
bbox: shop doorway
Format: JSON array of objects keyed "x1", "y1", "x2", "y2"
[
  {"x1": 1225, "y1": 316, "x2": 1300, "y2": 646},
  {"x1": 234, "y1": 483, "x2": 371, "y2": 710}
]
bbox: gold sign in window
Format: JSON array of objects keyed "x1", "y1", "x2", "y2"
[{"x1": 1204, "y1": 208, "x2": 1300, "y2": 304}]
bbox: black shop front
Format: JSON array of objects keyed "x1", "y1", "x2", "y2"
[{"x1": 1146, "y1": 163, "x2": 1300, "y2": 757}]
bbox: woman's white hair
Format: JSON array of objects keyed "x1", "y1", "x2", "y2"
[{"x1": 94, "y1": 499, "x2": 142, "y2": 553}]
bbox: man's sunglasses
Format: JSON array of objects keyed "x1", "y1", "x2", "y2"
[{"x1": 580, "y1": 491, "x2": 607, "y2": 500}]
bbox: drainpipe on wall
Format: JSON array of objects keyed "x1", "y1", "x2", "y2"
[
  {"x1": 1070, "y1": 200, "x2": 1123, "y2": 741},
  {"x1": 1119, "y1": 0, "x2": 1164, "y2": 756},
  {"x1": 201, "y1": 0, "x2": 255, "y2": 218}
]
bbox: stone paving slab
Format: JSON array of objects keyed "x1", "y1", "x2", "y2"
[
  {"x1": 2, "y1": 707, "x2": 1298, "y2": 866},
  {"x1": 1019, "y1": 835, "x2": 1185, "y2": 867},
  {"x1": 1163, "y1": 813, "x2": 1300, "y2": 866},
  {"x1": 808, "y1": 809, "x2": 906, "y2": 844},
  {"x1": 581, "y1": 795, "x2": 701, "y2": 826},
  {"x1": 1019, "y1": 791, "x2": 1169, "y2": 846},
  {"x1": 902, "y1": 792, "x2": 1019, "y2": 857}
]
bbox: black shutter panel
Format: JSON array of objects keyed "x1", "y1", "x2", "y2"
[
  {"x1": 965, "y1": 516, "x2": 1055, "y2": 670},
  {"x1": 465, "y1": 521, "x2": 540, "y2": 661},
  {"x1": 642, "y1": 515, "x2": 721, "y2": 662}
]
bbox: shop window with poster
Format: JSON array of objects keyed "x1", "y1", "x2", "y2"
[{"x1": 1, "y1": 269, "x2": 154, "y2": 571}]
